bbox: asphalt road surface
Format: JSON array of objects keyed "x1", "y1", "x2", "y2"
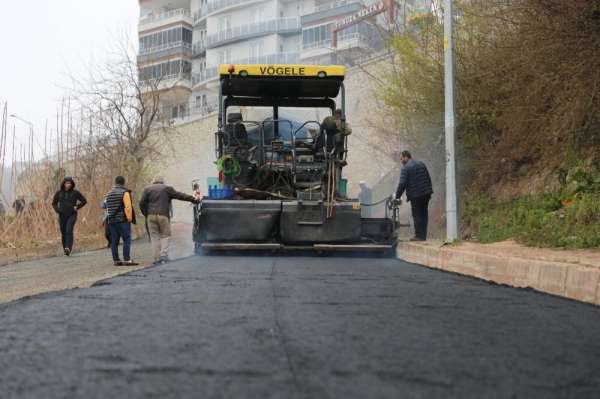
[{"x1": 1, "y1": 254, "x2": 600, "y2": 399}]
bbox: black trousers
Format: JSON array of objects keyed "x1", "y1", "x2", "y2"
[
  {"x1": 59, "y1": 213, "x2": 77, "y2": 251},
  {"x1": 410, "y1": 194, "x2": 431, "y2": 240}
]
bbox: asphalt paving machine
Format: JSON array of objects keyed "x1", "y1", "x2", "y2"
[{"x1": 193, "y1": 64, "x2": 400, "y2": 253}]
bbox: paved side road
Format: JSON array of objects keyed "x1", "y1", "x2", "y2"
[
  {"x1": 0, "y1": 223, "x2": 194, "y2": 304},
  {"x1": 1, "y1": 255, "x2": 600, "y2": 399}
]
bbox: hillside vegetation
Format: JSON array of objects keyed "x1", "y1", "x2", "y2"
[{"x1": 381, "y1": 0, "x2": 600, "y2": 248}]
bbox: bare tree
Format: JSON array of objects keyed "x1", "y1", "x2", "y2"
[{"x1": 68, "y1": 34, "x2": 181, "y2": 193}]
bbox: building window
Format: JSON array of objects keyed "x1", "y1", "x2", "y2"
[
  {"x1": 139, "y1": 26, "x2": 193, "y2": 52},
  {"x1": 218, "y1": 15, "x2": 231, "y2": 31},
  {"x1": 302, "y1": 24, "x2": 332, "y2": 48},
  {"x1": 140, "y1": 60, "x2": 192, "y2": 82},
  {"x1": 249, "y1": 41, "x2": 264, "y2": 60}
]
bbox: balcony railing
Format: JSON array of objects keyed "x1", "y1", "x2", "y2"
[
  {"x1": 231, "y1": 52, "x2": 301, "y2": 65},
  {"x1": 195, "y1": 0, "x2": 253, "y2": 22},
  {"x1": 302, "y1": 32, "x2": 371, "y2": 51},
  {"x1": 140, "y1": 72, "x2": 192, "y2": 86},
  {"x1": 191, "y1": 98, "x2": 219, "y2": 117},
  {"x1": 315, "y1": 0, "x2": 363, "y2": 12},
  {"x1": 207, "y1": 18, "x2": 300, "y2": 48},
  {"x1": 139, "y1": 41, "x2": 192, "y2": 56},
  {"x1": 139, "y1": 8, "x2": 191, "y2": 26},
  {"x1": 192, "y1": 41, "x2": 207, "y2": 57},
  {"x1": 192, "y1": 68, "x2": 219, "y2": 86}
]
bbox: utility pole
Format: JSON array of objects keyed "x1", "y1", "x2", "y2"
[{"x1": 444, "y1": 0, "x2": 458, "y2": 241}]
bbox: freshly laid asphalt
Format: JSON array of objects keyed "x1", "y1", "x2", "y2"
[{"x1": 1, "y1": 254, "x2": 600, "y2": 399}]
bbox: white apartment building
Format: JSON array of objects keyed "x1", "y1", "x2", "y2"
[
  {"x1": 190, "y1": 0, "x2": 309, "y2": 116},
  {"x1": 138, "y1": 0, "x2": 194, "y2": 119},
  {"x1": 137, "y1": 0, "x2": 430, "y2": 119}
]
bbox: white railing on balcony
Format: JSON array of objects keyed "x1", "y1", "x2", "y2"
[
  {"x1": 194, "y1": 5, "x2": 208, "y2": 23},
  {"x1": 139, "y1": 41, "x2": 192, "y2": 55},
  {"x1": 302, "y1": 32, "x2": 370, "y2": 51},
  {"x1": 191, "y1": 98, "x2": 219, "y2": 117},
  {"x1": 139, "y1": 8, "x2": 191, "y2": 26},
  {"x1": 192, "y1": 68, "x2": 219, "y2": 86},
  {"x1": 315, "y1": 0, "x2": 363, "y2": 12},
  {"x1": 195, "y1": 0, "x2": 252, "y2": 21},
  {"x1": 140, "y1": 72, "x2": 192, "y2": 86},
  {"x1": 192, "y1": 41, "x2": 207, "y2": 56},
  {"x1": 231, "y1": 52, "x2": 301, "y2": 65},
  {"x1": 207, "y1": 18, "x2": 300, "y2": 48}
]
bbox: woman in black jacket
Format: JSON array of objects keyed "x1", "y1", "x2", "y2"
[{"x1": 52, "y1": 177, "x2": 87, "y2": 255}]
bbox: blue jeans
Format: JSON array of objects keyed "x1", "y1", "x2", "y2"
[{"x1": 109, "y1": 222, "x2": 131, "y2": 262}]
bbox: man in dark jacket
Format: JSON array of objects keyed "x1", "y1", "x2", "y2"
[
  {"x1": 105, "y1": 176, "x2": 138, "y2": 266},
  {"x1": 52, "y1": 176, "x2": 87, "y2": 255},
  {"x1": 396, "y1": 151, "x2": 433, "y2": 241},
  {"x1": 139, "y1": 176, "x2": 199, "y2": 264}
]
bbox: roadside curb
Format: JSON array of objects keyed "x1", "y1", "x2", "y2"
[{"x1": 396, "y1": 242, "x2": 600, "y2": 306}]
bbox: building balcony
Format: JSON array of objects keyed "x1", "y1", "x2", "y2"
[
  {"x1": 207, "y1": 18, "x2": 301, "y2": 49},
  {"x1": 141, "y1": 73, "x2": 192, "y2": 92},
  {"x1": 192, "y1": 67, "x2": 219, "y2": 87},
  {"x1": 191, "y1": 98, "x2": 219, "y2": 117},
  {"x1": 139, "y1": 8, "x2": 193, "y2": 32},
  {"x1": 191, "y1": 52, "x2": 301, "y2": 88},
  {"x1": 301, "y1": 33, "x2": 373, "y2": 56},
  {"x1": 193, "y1": 6, "x2": 208, "y2": 24},
  {"x1": 302, "y1": 0, "x2": 364, "y2": 25},
  {"x1": 138, "y1": 42, "x2": 192, "y2": 64},
  {"x1": 230, "y1": 52, "x2": 301, "y2": 65},
  {"x1": 192, "y1": 41, "x2": 207, "y2": 58},
  {"x1": 194, "y1": 0, "x2": 265, "y2": 23}
]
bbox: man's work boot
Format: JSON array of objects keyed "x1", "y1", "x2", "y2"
[
  {"x1": 64, "y1": 248, "x2": 71, "y2": 256},
  {"x1": 113, "y1": 260, "x2": 123, "y2": 266}
]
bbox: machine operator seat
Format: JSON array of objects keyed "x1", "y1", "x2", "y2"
[{"x1": 226, "y1": 112, "x2": 248, "y2": 145}]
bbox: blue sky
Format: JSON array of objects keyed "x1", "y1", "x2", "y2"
[{"x1": 0, "y1": 0, "x2": 139, "y2": 161}]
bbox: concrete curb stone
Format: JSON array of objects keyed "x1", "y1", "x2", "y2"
[{"x1": 397, "y1": 242, "x2": 600, "y2": 306}]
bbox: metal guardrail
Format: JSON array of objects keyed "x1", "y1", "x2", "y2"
[
  {"x1": 139, "y1": 8, "x2": 191, "y2": 26},
  {"x1": 207, "y1": 18, "x2": 300, "y2": 48},
  {"x1": 139, "y1": 41, "x2": 192, "y2": 55}
]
